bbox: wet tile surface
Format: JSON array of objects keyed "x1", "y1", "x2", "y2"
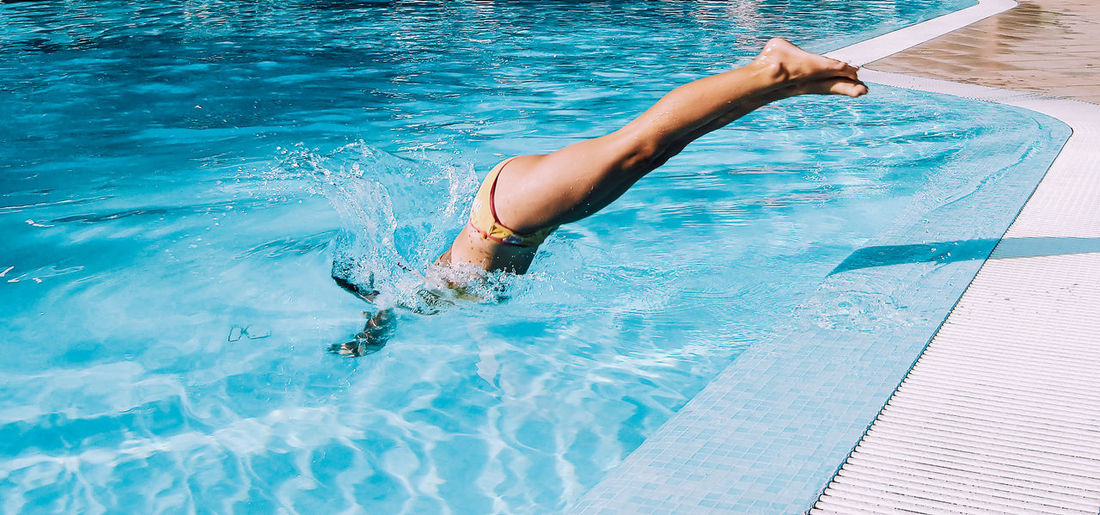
[{"x1": 871, "y1": 0, "x2": 1100, "y2": 104}]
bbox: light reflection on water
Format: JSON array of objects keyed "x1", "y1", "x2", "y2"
[{"x1": 4, "y1": 0, "x2": 1065, "y2": 512}]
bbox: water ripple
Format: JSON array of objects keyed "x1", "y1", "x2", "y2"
[{"x1": 1, "y1": 0, "x2": 1056, "y2": 513}]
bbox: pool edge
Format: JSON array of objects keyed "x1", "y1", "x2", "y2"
[
  {"x1": 570, "y1": 0, "x2": 1100, "y2": 511},
  {"x1": 810, "y1": 67, "x2": 1100, "y2": 515}
]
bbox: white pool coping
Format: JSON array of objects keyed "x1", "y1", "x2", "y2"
[
  {"x1": 812, "y1": 68, "x2": 1100, "y2": 515},
  {"x1": 825, "y1": 0, "x2": 1016, "y2": 67},
  {"x1": 574, "y1": 0, "x2": 1100, "y2": 512}
]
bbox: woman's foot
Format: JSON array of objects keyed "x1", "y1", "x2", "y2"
[{"x1": 753, "y1": 38, "x2": 868, "y2": 97}]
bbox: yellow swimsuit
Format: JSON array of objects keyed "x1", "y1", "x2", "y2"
[{"x1": 468, "y1": 158, "x2": 557, "y2": 248}]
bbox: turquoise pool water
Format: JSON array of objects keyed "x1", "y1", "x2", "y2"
[{"x1": 1, "y1": 0, "x2": 1075, "y2": 513}]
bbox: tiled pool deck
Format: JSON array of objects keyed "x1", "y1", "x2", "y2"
[{"x1": 574, "y1": 0, "x2": 1100, "y2": 512}]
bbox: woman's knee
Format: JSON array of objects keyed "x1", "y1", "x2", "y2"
[{"x1": 615, "y1": 131, "x2": 668, "y2": 172}]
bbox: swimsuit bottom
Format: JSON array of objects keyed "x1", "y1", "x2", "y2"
[{"x1": 468, "y1": 157, "x2": 557, "y2": 248}]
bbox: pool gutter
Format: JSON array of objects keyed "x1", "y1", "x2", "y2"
[{"x1": 572, "y1": 0, "x2": 1100, "y2": 512}]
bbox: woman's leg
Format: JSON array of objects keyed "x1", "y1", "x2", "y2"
[{"x1": 444, "y1": 38, "x2": 867, "y2": 273}]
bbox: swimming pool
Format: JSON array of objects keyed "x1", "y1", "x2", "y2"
[{"x1": 0, "y1": 0, "x2": 1070, "y2": 512}]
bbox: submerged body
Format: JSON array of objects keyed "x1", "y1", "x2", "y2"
[{"x1": 335, "y1": 38, "x2": 867, "y2": 356}]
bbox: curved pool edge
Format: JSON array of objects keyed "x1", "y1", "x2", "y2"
[
  {"x1": 810, "y1": 74, "x2": 1100, "y2": 512},
  {"x1": 570, "y1": 0, "x2": 1100, "y2": 511}
]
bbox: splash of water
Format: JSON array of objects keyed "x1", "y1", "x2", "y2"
[{"x1": 276, "y1": 141, "x2": 480, "y2": 311}]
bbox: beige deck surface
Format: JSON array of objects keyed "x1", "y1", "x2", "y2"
[{"x1": 871, "y1": 0, "x2": 1100, "y2": 104}]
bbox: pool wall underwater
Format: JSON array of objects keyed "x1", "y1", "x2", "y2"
[{"x1": 573, "y1": 0, "x2": 1078, "y2": 512}]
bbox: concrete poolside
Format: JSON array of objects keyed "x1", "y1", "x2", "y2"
[
  {"x1": 575, "y1": 0, "x2": 1100, "y2": 512},
  {"x1": 870, "y1": 0, "x2": 1100, "y2": 104}
]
